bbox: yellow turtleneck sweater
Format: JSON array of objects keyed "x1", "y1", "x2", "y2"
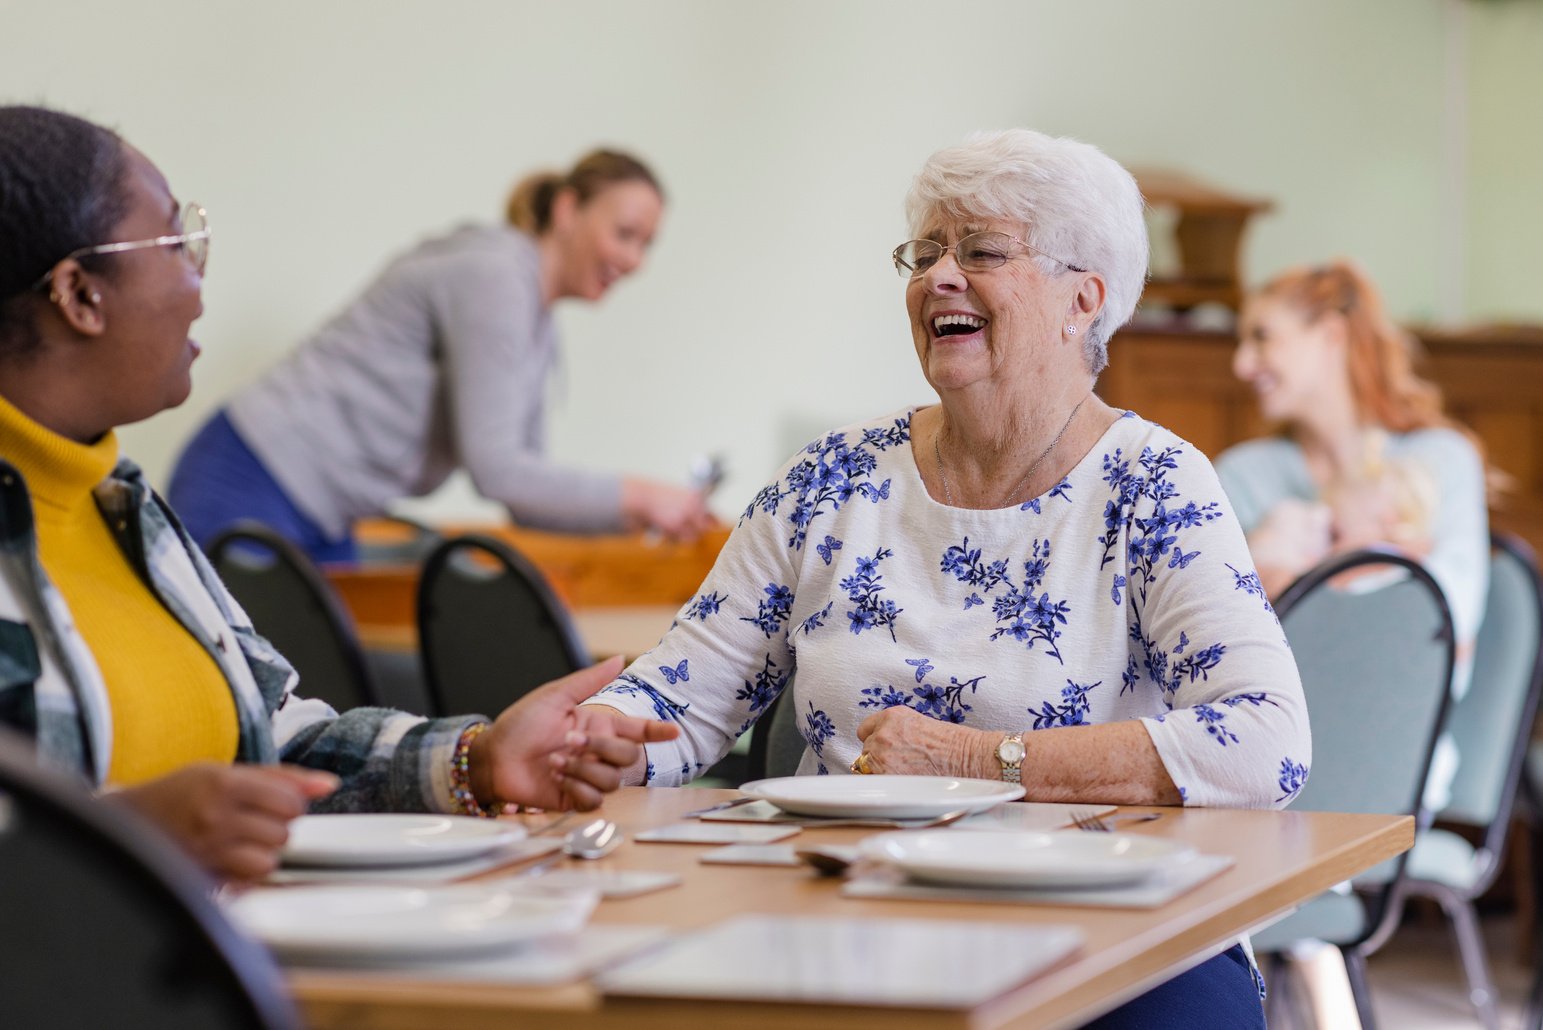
[{"x1": 0, "y1": 394, "x2": 236, "y2": 785}]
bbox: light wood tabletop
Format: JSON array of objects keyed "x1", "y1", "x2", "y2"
[{"x1": 289, "y1": 787, "x2": 1413, "y2": 1030}]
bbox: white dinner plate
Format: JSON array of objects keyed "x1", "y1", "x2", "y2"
[
  {"x1": 281, "y1": 814, "x2": 524, "y2": 868},
  {"x1": 227, "y1": 883, "x2": 597, "y2": 964},
  {"x1": 738, "y1": 775, "x2": 1025, "y2": 819},
  {"x1": 860, "y1": 829, "x2": 1196, "y2": 889}
]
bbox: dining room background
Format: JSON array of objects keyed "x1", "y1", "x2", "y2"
[{"x1": 1, "y1": 0, "x2": 1537, "y2": 521}]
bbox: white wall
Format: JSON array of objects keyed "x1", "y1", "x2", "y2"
[{"x1": 0, "y1": 0, "x2": 1485, "y2": 519}]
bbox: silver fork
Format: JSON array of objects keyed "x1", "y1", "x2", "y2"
[{"x1": 1070, "y1": 808, "x2": 1112, "y2": 832}]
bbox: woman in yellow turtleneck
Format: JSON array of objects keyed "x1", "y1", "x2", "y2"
[{"x1": 0, "y1": 105, "x2": 677, "y2": 882}]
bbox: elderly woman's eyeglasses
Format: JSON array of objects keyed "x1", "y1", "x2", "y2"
[
  {"x1": 891, "y1": 231, "x2": 1085, "y2": 279},
  {"x1": 31, "y1": 202, "x2": 211, "y2": 292}
]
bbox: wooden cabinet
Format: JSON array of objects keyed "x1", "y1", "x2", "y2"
[{"x1": 1100, "y1": 324, "x2": 1543, "y2": 555}]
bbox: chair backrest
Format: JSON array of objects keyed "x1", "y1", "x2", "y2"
[
  {"x1": 207, "y1": 521, "x2": 377, "y2": 713},
  {"x1": 1275, "y1": 549, "x2": 1456, "y2": 891},
  {"x1": 416, "y1": 534, "x2": 589, "y2": 718},
  {"x1": 1440, "y1": 534, "x2": 1543, "y2": 847},
  {"x1": 0, "y1": 732, "x2": 300, "y2": 1030},
  {"x1": 746, "y1": 683, "x2": 804, "y2": 781}
]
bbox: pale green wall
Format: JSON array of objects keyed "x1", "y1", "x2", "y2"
[
  {"x1": 1466, "y1": 0, "x2": 1543, "y2": 323},
  {"x1": 0, "y1": 0, "x2": 1519, "y2": 520}
]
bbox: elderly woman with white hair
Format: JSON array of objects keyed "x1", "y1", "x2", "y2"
[{"x1": 584, "y1": 129, "x2": 1309, "y2": 1026}]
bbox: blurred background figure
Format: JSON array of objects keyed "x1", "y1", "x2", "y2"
[
  {"x1": 167, "y1": 149, "x2": 715, "y2": 564},
  {"x1": 1216, "y1": 260, "x2": 1495, "y2": 806}
]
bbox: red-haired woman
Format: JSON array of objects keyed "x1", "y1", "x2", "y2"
[{"x1": 1216, "y1": 260, "x2": 1491, "y2": 809}]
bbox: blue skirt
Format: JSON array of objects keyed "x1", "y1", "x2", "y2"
[{"x1": 166, "y1": 410, "x2": 357, "y2": 565}]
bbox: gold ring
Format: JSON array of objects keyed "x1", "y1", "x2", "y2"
[{"x1": 849, "y1": 751, "x2": 874, "y2": 775}]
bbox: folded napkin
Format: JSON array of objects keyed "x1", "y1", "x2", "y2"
[{"x1": 841, "y1": 853, "x2": 1233, "y2": 909}]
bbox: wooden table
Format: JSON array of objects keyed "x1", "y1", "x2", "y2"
[{"x1": 290, "y1": 788, "x2": 1412, "y2": 1030}]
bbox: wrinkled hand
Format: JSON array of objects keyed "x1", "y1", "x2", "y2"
[
  {"x1": 109, "y1": 763, "x2": 338, "y2": 883},
  {"x1": 621, "y1": 478, "x2": 718, "y2": 542},
  {"x1": 472, "y1": 656, "x2": 680, "y2": 811},
  {"x1": 855, "y1": 706, "x2": 993, "y2": 778}
]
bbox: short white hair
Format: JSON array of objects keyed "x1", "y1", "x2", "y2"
[{"x1": 905, "y1": 129, "x2": 1149, "y2": 375}]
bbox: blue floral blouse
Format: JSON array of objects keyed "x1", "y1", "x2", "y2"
[{"x1": 591, "y1": 408, "x2": 1310, "y2": 808}]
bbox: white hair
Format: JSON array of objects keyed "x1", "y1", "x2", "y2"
[{"x1": 905, "y1": 129, "x2": 1149, "y2": 375}]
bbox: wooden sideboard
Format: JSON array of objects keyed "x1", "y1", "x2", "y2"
[{"x1": 1099, "y1": 323, "x2": 1543, "y2": 556}]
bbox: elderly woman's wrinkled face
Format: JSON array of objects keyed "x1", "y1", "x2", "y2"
[
  {"x1": 905, "y1": 217, "x2": 1079, "y2": 396},
  {"x1": 1234, "y1": 296, "x2": 1345, "y2": 424}
]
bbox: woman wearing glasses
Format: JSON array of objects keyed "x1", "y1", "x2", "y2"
[
  {"x1": 581, "y1": 130, "x2": 1306, "y2": 1027},
  {"x1": 166, "y1": 148, "x2": 713, "y2": 563},
  {"x1": 0, "y1": 105, "x2": 676, "y2": 882}
]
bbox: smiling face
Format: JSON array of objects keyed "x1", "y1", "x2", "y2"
[
  {"x1": 1233, "y1": 295, "x2": 1346, "y2": 424},
  {"x1": 905, "y1": 217, "x2": 1079, "y2": 397},
  {"x1": 90, "y1": 146, "x2": 206, "y2": 428},
  {"x1": 551, "y1": 180, "x2": 662, "y2": 301}
]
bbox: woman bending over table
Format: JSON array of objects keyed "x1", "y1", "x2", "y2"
[
  {"x1": 167, "y1": 146, "x2": 714, "y2": 563},
  {"x1": 0, "y1": 105, "x2": 675, "y2": 883},
  {"x1": 581, "y1": 129, "x2": 1309, "y2": 1029}
]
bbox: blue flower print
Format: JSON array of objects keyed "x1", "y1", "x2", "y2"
[
  {"x1": 740, "y1": 417, "x2": 909, "y2": 549},
  {"x1": 1110, "y1": 574, "x2": 1126, "y2": 605},
  {"x1": 815, "y1": 535, "x2": 843, "y2": 565},
  {"x1": 905, "y1": 657, "x2": 935, "y2": 682},
  {"x1": 1277, "y1": 757, "x2": 1309, "y2": 802},
  {"x1": 841, "y1": 548, "x2": 902, "y2": 641},
  {"x1": 1028, "y1": 680, "x2": 1100, "y2": 729},
  {"x1": 740, "y1": 583, "x2": 794, "y2": 638},
  {"x1": 946, "y1": 537, "x2": 1072, "y2": 664},
  {"x1": 734, "y1": 655, "x2": 790, "y2": 733},
  {"x1": 963, "y1": 592, "x2": 984, "y2": 610},
  {"x1": 658, "y1": 659, "x2": 689, "y2": 685},
  {"x1": 684, "y1": 591, "x2": 728, "y2": 621},
  {"x1": 1020, "y1": 476, "x2": 1073, "y2": 514},
  {"x1": 602, "y1": 673, "x2": 689, "y2": 722},
  {"x1": 802, "y1": 701, "x2": 835, "y2": 757},
  {"x1": 1226, "y1": 563, "x2": 1275, "y2": 614},
  {"x1": 1222, "y1": 692, "x2": 1280, "y2": 710},
  {"x1": 860, "y1": 662, "x2": 984, "y2": 724},
  {"x1": 940, "y1": 537, "x2": 1010, "y2": 592},
  {"x1": 799, "y1": 601, "x2": 834, "y2": 636},
  {"x1": 1098, "y1": 444, "x2": 1222, "y2": 608},
  {"x1": 644, "y1": 759, "x2": 656, "y2": 784},
  {"x1": 1194, "y1": 704, "x2": 1240, "y2": 746}
]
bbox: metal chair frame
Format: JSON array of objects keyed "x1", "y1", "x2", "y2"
[
  {"x1": 415, "y1": 533, "x2": 589, "y2": 719},
  {"x1": 207, "y1": 520, "x2": 378, "y2": 711}
]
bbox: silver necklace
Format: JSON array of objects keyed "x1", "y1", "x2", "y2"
[{"x1": 933, "y1": 396, "x2": 1088, "y2": 508}]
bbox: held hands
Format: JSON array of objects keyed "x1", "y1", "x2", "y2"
[
  {"x1": 469, "y1": 656, "x2": 680, "y2": 812},
  {"x1": 854, "y1": 706, "x2": 996, "y2": 778},
  {"x1": 620, "y1": 478, "x2": 718, "y2": 542},
  {"x1": 109, "y1": 763, "x2": 339, "y2": 883}
]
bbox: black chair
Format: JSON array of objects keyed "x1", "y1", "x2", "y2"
[
  {"x1": 353, "y1": 513, "x2": 444, "y2": 565},
  {"x1": 1255, "y1": 549, "x2": 1456, "y2": 1030},
  {"x1": 0, "y1": 731, "x2": 300, "y2": 1029},
  {"x1": 207, "y1": 520, "x2": 378, "y2": 713},
  {"x1": 416, "y1": 534, "x2": 589, "y2": 718}
]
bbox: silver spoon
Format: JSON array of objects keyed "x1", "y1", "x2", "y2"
[{"x1": 565, "y1": 817, "x2": 622, "y2": 860}]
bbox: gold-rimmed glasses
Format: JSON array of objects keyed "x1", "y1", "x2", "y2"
[
  {"x1": 31, "y1": 202, "x2": 210, "y2": 292},
  {"x1": 891, "y1": 230, "x2": 1085, "y2": 279}
]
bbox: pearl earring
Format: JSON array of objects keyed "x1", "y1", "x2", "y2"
[
  {"x1": 1066, "y1": 325, "x2": 1078, "y2": 335},
  {"x1": 89, "y1": 292, "x2": 101, "y2": 304}
]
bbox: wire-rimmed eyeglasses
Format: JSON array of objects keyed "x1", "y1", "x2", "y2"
[
  {"x1": 892, "y1": 231, "x2": 1085, "y2": 279},
  {"x1": 31, "y1": 202, "x2": 210, "y2": 293}
]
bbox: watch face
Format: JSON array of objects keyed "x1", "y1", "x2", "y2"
[{"x1": 998, "y1": 737, "x2": 1026, "y2": 764}]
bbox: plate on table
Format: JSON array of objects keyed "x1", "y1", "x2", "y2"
[
  {"x1": 226, "y1": 883, "x2": 597, "y2": 964},
  {"x1": 738, "y1": 775, "x2": 1024, "y2": 820},
  {"x1": 860, "y1": 829, "x2": 1196, "y2": 889},
  {"x1": 281, "y1": 814, "x2": 524, "y2": 868}
]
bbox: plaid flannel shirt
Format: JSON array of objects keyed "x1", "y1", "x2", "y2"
[{"x1": 0, "y1": 457, "x2": 481, "y2": 812}]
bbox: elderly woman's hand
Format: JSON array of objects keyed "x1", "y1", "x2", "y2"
[{"x1": 854, "y1": 706, "x2": 998, "y2": 778}]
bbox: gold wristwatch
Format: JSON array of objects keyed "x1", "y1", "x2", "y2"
[{"x1": 996, "y1": 732, "x2": 1026, "y2": 784}]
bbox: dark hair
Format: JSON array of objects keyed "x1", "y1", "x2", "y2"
[
  {"x1": 505, "y1": 148, "x2": 662, "y2": 235},
  {"x1": 0, "y1": 106, "x2": 130, "y2": 360}
]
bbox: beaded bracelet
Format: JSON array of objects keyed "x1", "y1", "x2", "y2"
[{"x1": 450, "y1": 722, "x2": 500, "y2": 818}]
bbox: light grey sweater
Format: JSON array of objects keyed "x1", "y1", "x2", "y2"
[{"x1": 228, "y1": 225, "x2": 623, "y2": 540}]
